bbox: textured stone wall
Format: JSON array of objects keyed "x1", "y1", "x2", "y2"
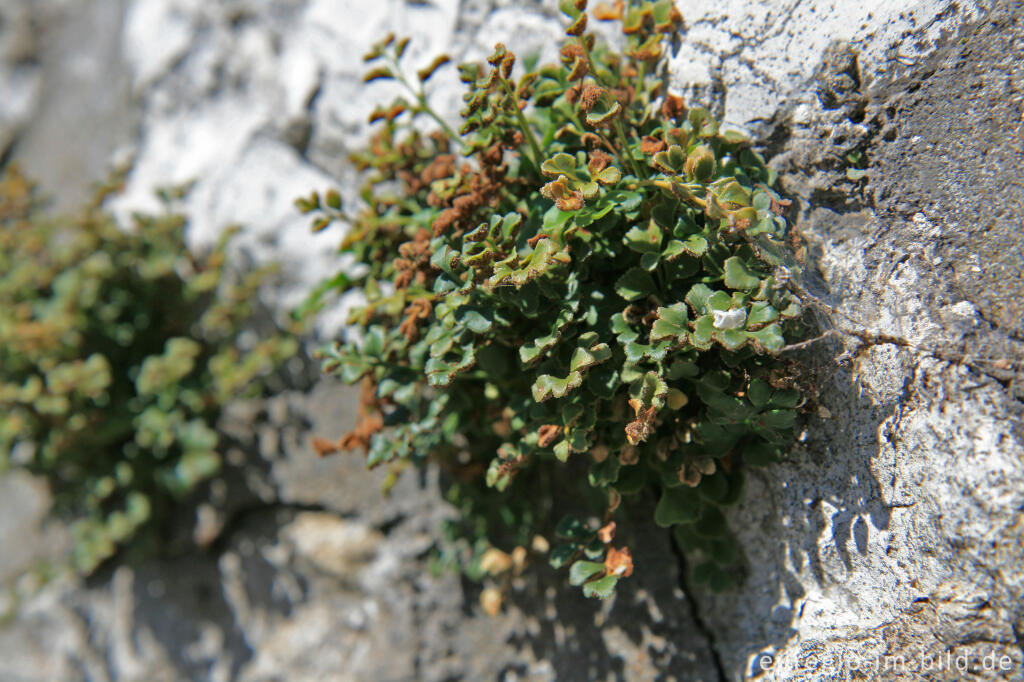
[{"x1": 0, "y1": 0, "x2": 1021, "y2": 679}]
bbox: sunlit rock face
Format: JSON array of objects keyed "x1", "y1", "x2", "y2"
[{"x1": 2, "y1": 1, "x2": 1021, "y2": 680}]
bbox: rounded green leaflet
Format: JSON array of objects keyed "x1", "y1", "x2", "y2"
[
  {"x1": 582, "y1": 574, "x2": 620, "y2": 599},
  {"x1": 569, "y1": 560, "x2": 606, "y2": 586},
  {"x1": 655, "y1": 487, "x2": 701, "y2": 527}
]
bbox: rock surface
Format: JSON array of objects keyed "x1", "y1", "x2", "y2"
[{"x1": 1, "y1": 0, "x2": 1022, "y2": 680}]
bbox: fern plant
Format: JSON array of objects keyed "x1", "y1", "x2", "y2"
[
  {"x1": 300, "y1": 0, "x2": 807, "y2": 606},
  {"x1": 0, "y1": 166, "x2": 298, "y2": 574}
]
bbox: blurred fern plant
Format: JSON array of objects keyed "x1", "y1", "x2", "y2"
[{"x1": 0, "y1": 166, "x2": 297, "y2": 574}]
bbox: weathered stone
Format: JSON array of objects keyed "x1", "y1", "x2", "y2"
[
  {"x1": 676, "y1": 2, "x2": 1023, "y2": 678},
  {"x1": 2, "y1": 1, "x2": 1022, "y2": 680},
  {"x1": 1, "y1": 0, "x2": 137, "y2": 211}
]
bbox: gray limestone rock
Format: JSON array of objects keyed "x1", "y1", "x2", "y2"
[
  {"x1": 1, "y1": 0, "x2": 1022, "y2": 680},
  {"x1": 681, "y1": 2, "x2": 1024, "y2": 677}
]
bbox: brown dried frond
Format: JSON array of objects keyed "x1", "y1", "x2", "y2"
[
  {"x1": 312, "y1": 436, "x2": 342, "y2": 457},
  {"x1": 610, "y1": 85, "x2": 634, "y2": 107},
  {"x1": 678, "y1": 461, "x2": 702, "y2": 487},
  {"x1": 624, "y1": 406, "x2": 656, "y2": 445},
  {"x1": 537, "y1": 424, "x2": 561, "y2": 448},
  {"x1": 661, "y1": 94, "x2": 687, "y2": 122},
  {"x1": 394, "y1": 228, "x2": 434, "y2": 288},
  {"x1": 560, "y1": 43, "x2": 586, "y2": 66},
  {"x1": 587, "y1": 149, "x2": 612, "y2": 173},
  {"x1": 566, "y1": 82, "x2": 583, "y2": 104},
  {"x1": 578, "y1": 84, "x2": 604, "y2": 114},
  {"x1": 597, "y1": 521, "x2": 616, "y2": 543},
  {"x1": 580, "y1": 132, "x2": 603, "y2": 149},
  {"x1": 526, "y1": 232, "x2": 550, "y2": 248},
  {"x1": 399, "y1": 298, "x2": 433, "y2": 341},
  {"x1": 335, "y1": 378, "x2": 386, "y2": 456},
  {"x1": 640, "y1": 135, "x2": 666, "y2": 155},
  {"x1": 604, "y1": 546, "x2": 634, "y2": 577},
  {"x1": 540, "y1": 176, "x2": 585, "y2": 212},
  {"x1": 429, "y1": 141, "x2": 517, "y2": 237},
  {"x1": 432, "y1": 208, "x2": 458, "y2": 236},
  {"x1": 338, "y1": 412, "x2": 385, "y2": 455},
  {"x1": 593, "y1": 1, "x2": 623, "y2": 21},
  {"x1": 419, "y1": 154, "x2": 456, "y2": 188}
]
